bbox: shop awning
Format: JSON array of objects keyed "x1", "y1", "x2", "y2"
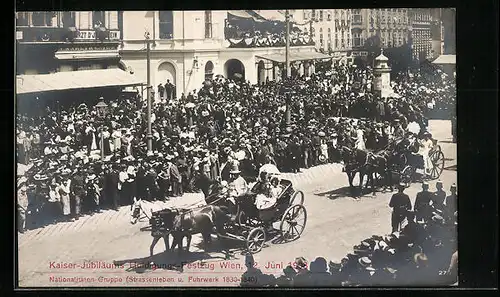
[
  {"x1": 228, "y1": 11, "x2": 265, "y2": 22},
  {"x1": 254, "y1": 10, "x2": 286, "y2": 22},
  {"x1": 16, "y1": 69, "x2": 145, "y2": 95},
  {"x1": 432, "y1": 54, "x2": 456, "y2": 65},
  {"x1": 256, "y1": 51, "x2": 332, "y2": 63}
]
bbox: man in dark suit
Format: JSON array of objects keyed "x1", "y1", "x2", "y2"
[
  {"x1": 157, "y1": 83, "x2": 165, "y2": 101},
  {"x1": 70, "y1": 168, "x2": 85, "y2": 220},
  {"x1": 389, "y1": 183, "x2": 412, "y2": 233},
  {"x1": 165, "y1": 80, "x2": 174, "y2": 101},
  {"x1": 106, "y1": 163, "x2": 120, "y2": 210},
  {"x1": 414, "y1": 182, "x2": 433, "y2": 223}
]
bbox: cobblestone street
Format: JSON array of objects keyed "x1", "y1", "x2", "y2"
[{"x1": 17, "y1": 120, "x2": 457, "y2": 287}]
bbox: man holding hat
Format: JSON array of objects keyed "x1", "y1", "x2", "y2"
[{"x1": 389, "y1": 183, "x2": 412, "y2": 233}]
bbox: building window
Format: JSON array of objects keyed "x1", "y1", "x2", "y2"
[
  {"x1": 205, "y1": 61, "x2": 214, "y2": 80},
  {"x1": 92, "y1": 11, "x2": 106, "y2": 27},
  {"x1": 319, "y1": 10, "x2": 323, "y2": 21},
  {"x1": 352, "y1": 10, "x2": 362, "y2": 23},
  {"x1": 16, "y1": 12, "x2": 29, "y2": 26},
  {"x1": 62, "y1": 12, "x2": 76, "y2": 28},
  {"x1": 353, "y1": 32, "x2": 361, "y2": 47},
  {"x1": 327, "y1": 12, "x2": 331, "y2": 21},
  {"x1": 303, "y1": 10, "x2": 308, "y2": 20},
  {"x1": 159, "y1": 11, "x2": 173, "y2": 39},
  {"x1": 205, "y1": 11, "x2": 213, "y2": 38},
  {"x1": 31, "y1": 12, "x2": 56, "y2": 27},
  {"x1": 312, "y1": 10, "x2": 316, "y2": 20}
]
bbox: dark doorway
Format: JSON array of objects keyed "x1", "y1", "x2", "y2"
[{"x1": 224, "y1": 59, "x2": 245, "y2": 81}]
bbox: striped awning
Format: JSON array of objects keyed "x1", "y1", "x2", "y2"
[
  {"x1": 256, "y1": 51, "x2": 332, "y2": 63},
  {"x1": 16, "y1": 69, "x2": 145, "y2": 95}
]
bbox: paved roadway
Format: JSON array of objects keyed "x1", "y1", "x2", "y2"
[{"x1": 17, "y1": 120, "x2": 457, "y2": 287}]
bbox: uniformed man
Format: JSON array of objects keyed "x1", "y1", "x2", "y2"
[
  {"x1": 432, "y1": 180, "x2": 447, "y2": 212},
  {"x1": 414, "y1": 181, "x2": 433, "y2": 223},
  {"x1": 389, "y1": 183, "x2": 412, "y2": 233},
  {"x1": 445, "y1": 183, "x2": 457, "y2": 223}
]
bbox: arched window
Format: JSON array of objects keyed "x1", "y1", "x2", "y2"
[
  {"x1": 159, "y1": 11, "x2": 173, "y2": 39},
  {"x1": 205, "y1": 11, "x2": 213, "y2": 38},
  {"x1": 205, "y1": 61, "x2": 214, "y2": 81}
]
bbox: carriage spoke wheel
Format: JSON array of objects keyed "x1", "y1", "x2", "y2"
[
  {"x1": 430, "y1": 151, "x2": 445, "y2": 180},
  {"x1": 401, "y1": 166, "x2": 415, "y2": 187},
  {"x1": 246, "y1": 227, "x2": 266, "y2": 254},
  {"x1": 280, "y1": 205, "x2": 307, "y2": 242},
  {"x1": 290, "y1": 190, "x2": 305, "y2": 207}
]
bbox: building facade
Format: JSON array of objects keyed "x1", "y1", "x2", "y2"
[
  {"x1": 16, "y1": 11, "x2": 123, "y2": 75},
  {"x1": 351, "y1": 9, "x2": 409, "y2": 51},
  {"x1": 119, "y1": 10, "x2": 319, "y2": 97},
  {"x1": 409, "y1": 8, "x2": 433, "y2": 61},
  {"x1": 441, "y1": 8, "x2": 456, "y2": 55},
  {"x1": 291, "y1": 9, "x2": 352, "y2": 60}
]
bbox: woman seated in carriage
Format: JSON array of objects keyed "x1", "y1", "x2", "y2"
[{"x1": 255, "y1": 176, "x2": 281, "y2": 210}]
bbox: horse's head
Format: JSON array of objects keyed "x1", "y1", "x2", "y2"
[{"x1": 130, "y1": 197, "x2": 142, "y2": 225}]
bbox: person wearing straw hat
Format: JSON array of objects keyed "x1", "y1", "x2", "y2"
[{"x1": 389, "y1": 182, "x2": 412, "y2": 233}]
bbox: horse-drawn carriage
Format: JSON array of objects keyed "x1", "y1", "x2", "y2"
[
  {"x1": 222, "y1": 178, "x2": 307, "y2": 254},
  {"x1": 131, "y1": 175, "x2": 307, "y2": 255},
  {"x1": 393, "y1": 138, "x2": 445, "y2": 187}
]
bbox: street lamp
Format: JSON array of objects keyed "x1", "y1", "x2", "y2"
[{"x1": 95, "y1": 98, "x2": 108, "y2": 161}]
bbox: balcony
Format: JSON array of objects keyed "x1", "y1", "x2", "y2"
[{"x1": 16, "y1": 26, "x2": 121, "y2": 43}]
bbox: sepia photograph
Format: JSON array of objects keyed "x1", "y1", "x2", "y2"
[{"x1": 16, "y1": 9, "x2": 457, "y2": 287}]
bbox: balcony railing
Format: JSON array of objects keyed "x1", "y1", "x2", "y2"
[{"x1": 16, "y1": 26, "x2": 121, "y2": 43}]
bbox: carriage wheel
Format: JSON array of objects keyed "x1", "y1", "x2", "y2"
[
  {"x1": 246, "y1": 227, "x2": 266, "y2": 254},
  {"x1": 430, "y1": 151, "x2": 445, "y2": 180},
  {"x1": 289, "y1": 190, "x2": 305, "y2": 206},
  {"x1": 280, "y1": 205, "x2": 307, "y2": 242},
  {"x1": 401, "y1": 166, "x2": 415, "y2": 187}
]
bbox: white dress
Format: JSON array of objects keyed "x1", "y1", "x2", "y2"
[
  {"x1": 420, "y1": 139, "x2": 434, "y2": 173},
  {"x1": 355, "y1": 129, "x2": 366, "y2": 151},
  {"x1": 320, "y1": 143, "x2": 329, "y2": 160}
]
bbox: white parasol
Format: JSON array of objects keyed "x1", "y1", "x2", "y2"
[
  {"x1": 259, "y1": 164, "x2": 281, "y2": 176},
  {"x1": 185, "y1": 102, "x2": 195, "y2": 108}
]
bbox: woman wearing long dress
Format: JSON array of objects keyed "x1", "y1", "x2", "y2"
[{"x1": 58, "y1": 177, "x2": 72, "y2": 220}]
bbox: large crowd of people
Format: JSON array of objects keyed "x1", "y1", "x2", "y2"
[
  {"x1": 16, "y1": 61, "x2": 455, "y2": 234},
  {"x1": 240, "y1": 180, "x2": 458, "y2": 287}
]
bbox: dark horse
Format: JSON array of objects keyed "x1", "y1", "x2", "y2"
[
  {"x1": 169, "y1": 204, "x2": 231, "y2": 254},
  {"x1": 340, "y1": 146, "x2": 383, "y2": 197}
]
